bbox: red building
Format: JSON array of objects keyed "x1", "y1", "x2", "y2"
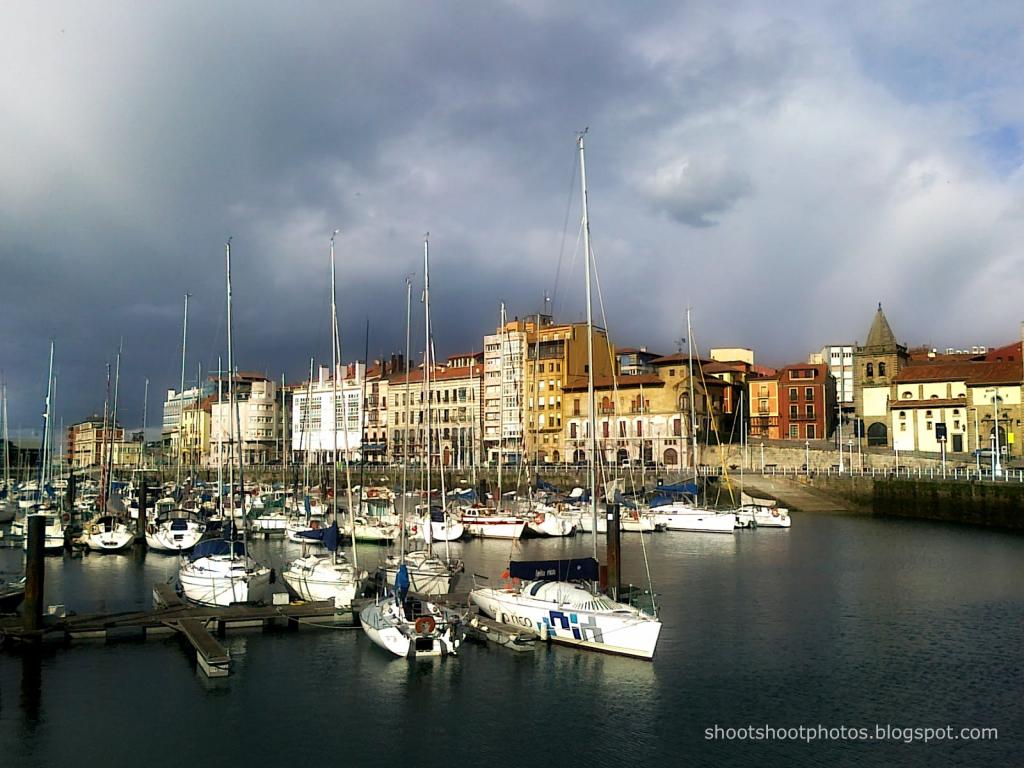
[{"x1": 777, "y1": 363, "x2": 837, "y2": 441}]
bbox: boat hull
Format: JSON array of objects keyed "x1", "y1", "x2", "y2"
[
  {"x1": 470, "y1": 587, "x2": 661, "y2": 660},
  {"x1": 178, "y1": 556, "x2": 272, "y2": 607}
]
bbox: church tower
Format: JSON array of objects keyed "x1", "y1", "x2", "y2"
[{"x1": 853, "y1": 304, "x2": 908, "y2": 446}]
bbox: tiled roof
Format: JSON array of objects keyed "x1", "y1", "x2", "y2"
[{"x1": 893, "y1": 361, "x2": 1022, "y2": 386}]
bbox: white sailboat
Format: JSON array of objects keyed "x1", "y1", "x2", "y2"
[
  {"x1": 178, "y1": 239, "x2": 270, "y2": 606},
  {"x1": 146, "y1": 509, "x2": 205, "y2": 552},
  {"x1": 283, "y1": 231, "x2": 366, "y2": 607},
  {"x1": 282, "y1": 522, "x2": 367, "y2": 607},
  {"x1": 359, "y1": 590, "x2": 462, "y2": 658},
  {"x1": 470, "y1": 133, "x2": 662, "y2": 660}
]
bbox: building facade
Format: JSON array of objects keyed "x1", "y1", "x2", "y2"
[
  {"x1": 290, "y1": 365, "x2": 364, "y2": 463},
  {"x1": 387, "y1": 359, "x2": 483, "y2": 468},
  {"x1": 777, "y1": 363, "x2": 837, "y2": 441},
  {"x1": 210, "y1": 375, "x2": 285, "y2": 466},
  {"x1": 854, "y1": 304, "x2": 909, "y2": 447},
  {"x1": 748, "y1": 375, "x2": 781, "y2": 440}
]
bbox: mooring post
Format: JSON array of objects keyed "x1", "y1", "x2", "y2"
[
  {"x1": 137, "y1": 481, "x2": 148, "y2": 544},
  {"x1": 605, "y1": 502, "x2": 621, "y2": 601},
  {"x1": 24, "y1": 514, "x2": 45, "y2": 633}
]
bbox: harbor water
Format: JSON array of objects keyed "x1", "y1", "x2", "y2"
[{"x1": 1, "y1": 512, "x2": 1021, "y2": 766}]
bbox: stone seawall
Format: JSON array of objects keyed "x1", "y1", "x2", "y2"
[{"x1": 797, "y1": 475, "x2": 1024, "y2": 531}]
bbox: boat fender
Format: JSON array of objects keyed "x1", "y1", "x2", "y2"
[
  {"x1": 415, "y1": 616, "x2": 436, "y2": 635},
  {"x1": 269, "y1": 568, "x2": 277, "y2": 584},
  {"x1": 539, "y1": 622, "x2": 549, "y2": 641}
]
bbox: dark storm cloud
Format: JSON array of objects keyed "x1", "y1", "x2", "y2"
[{"x1": 2, "y1": 1, "x2": 1023, "y2": 430}]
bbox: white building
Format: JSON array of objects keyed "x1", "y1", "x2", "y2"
[
  {"x1": 811, "y1": 345, "x2": 854, "y2": 410},
  {"x1": 290, "y1": 363, "x2": 365, "y2": 461},
  {"x1": 483, "y1": 319, "x2": 526, "y2": 465},
  {"x1": 209, "y1": 376, "x2": 284, "y2": 466}
]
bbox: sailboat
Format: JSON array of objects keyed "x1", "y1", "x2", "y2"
[
  {"x1": 0, "y1": 378, "x2": 16, "y2": 523},
  {"x1": 84, "y1": 346, "x2": 136, "y2": 551},
  {"x1": 647, "y1": 310, "x2": 736, "y2": 534},
  {"x1": 361, "y1": 564, "x2": 463, "y2": 658},
  {"x1": 282, "y1": 521, "x2": 367, "y2": 606},
  {"x1": 178, "y1": 239, "x2": 270, "y2": 606},
  {"x1": 382, "y1": 237, "x2": 464, "y2": 595},
  {"x1": 282, "y1": 231, "x2": 368, "y2": 605},
  {"x1": 470, "y1": 133, "x2": 662, "y2": 659}
]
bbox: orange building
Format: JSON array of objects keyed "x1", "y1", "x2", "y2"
[{"x1": 748, "y1": 376, "x2": 780, "y2": 439}]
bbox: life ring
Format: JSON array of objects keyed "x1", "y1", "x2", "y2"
[
  {"x1": 415, "y1": 616, "x2": 436, "y2": 635},
  {"x1": 533, "y1": 513, "x2": 545, "y2": 525},
  {"x1": 89, "y1": 524, "x2": 98, "y2": 535},
  {"x1": 410, "y1": 525, "x2": 418, "y2": 534},
  {"x1": 771, "y1": 509, "x2": 780, "y2": 518}
]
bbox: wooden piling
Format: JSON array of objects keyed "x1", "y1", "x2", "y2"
[
  {"x1": 24, "y1": 515, "x2": 44, "y2": 633},
  {"x1": 136, "y1": 482, "x2": 148, "y2": 543}
]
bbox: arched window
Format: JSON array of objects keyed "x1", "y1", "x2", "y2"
[
  {"x1": 866, "y1": 363, "x2": 874, "y2": 377},
  {"x1": 663, "y1": 447, "x2": 679, "y2": 466},
  {"x1": 878, "y1": 362, "x2": 886, "y2": 377}
]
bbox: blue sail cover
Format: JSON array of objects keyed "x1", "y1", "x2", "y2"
[
  {"x1": 509, "y1": 557, "x2": 599, "y2": 582},
  {"x1": 429, "y1": 507, "x2": 446, "y2": 523},
  {"x1": 535, "y1": 478, "x2": 558, "y2": 492},
  {"x1": 395, "y1": 563, "x2": 410, "y2": 603},
  {"x1": 190, "y1": 539, "x2": 247, "y2": 560},
  {"x1": 303, "y1": 496, "x2": 312, "y2": 516},
  {"x1": 294, "y1": 522, "x2": 340, "y2": 552},
  {"x1": 656, "y1": 482, "x2": 698, "y2": 495}
]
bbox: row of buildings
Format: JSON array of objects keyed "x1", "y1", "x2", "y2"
[{"x1": 63, "y1": 305, "x2": 1024, "y2": 470}]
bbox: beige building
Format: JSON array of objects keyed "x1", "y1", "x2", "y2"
[
  {"x1": 855, "y1": 304, "x2": 909, "y2": 447},
  {"x1": 890, "y1": 361, "x2": 1022, "y2": 457},
  {"x1": 67, "y1": 418, "x2": 140, "y2": 468},
  {"x1": 211, "y1": 375, "x2": 285, "y2": 466},
  {"x1": 387, "y1": 358, "x2": 483, "y2": 467}
]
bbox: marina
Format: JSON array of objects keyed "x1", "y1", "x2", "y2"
[{"x1": 1, "y1": 510, "x2": 1019, "y2": 767}]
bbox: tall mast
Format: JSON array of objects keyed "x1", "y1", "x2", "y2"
[
  {"x1": 99, "y1": 362, "x2": 110, "y2": 510},
  {"x1": 402, "y1": 274, "x2": 412, "y2": 560},
  {"x1": 38, "y1": 340, "x2": 55, "y2": 497},
  {"x1": 139, "y1": 378, "x2": 149, "y2": 470},
  {"x1": 687, "y1": 308, "x2": 697, "y2": 476},
  {"x1": 177, "y1": 293, "x2": 190, "y2": 489},
  {"x1": 423, "y1": 235, "x2": 432, "y2": 546},
  {"x1": 225, "y1": 239, "x2": 239, "y2": 546},
  {"x1": 497, "y1": 302, "x2": 506, "y2": 508},
  {"x1": 332, "y1": 232, "x2": 358, "y2": 570},
  {"x1": 578, "y1": 132, "x2": 598, "y2": 557},
  {"x1": 107, "y1": 342, "x2": 122, "y2": 513},
  {"x1": 2, "y1": 377, "x2": 10, "y2": 493},
  {"x1": 330, "y1": 230, "x2": 340, "y2": 563}
]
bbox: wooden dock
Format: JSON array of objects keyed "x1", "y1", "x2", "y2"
[{"x1": 0, "y1": 583, "x2": 357, "y2": 677}]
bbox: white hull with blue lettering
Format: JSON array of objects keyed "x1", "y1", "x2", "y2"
[{"x1": 470, "y1": 581, "x2": 662, "y2": 660}]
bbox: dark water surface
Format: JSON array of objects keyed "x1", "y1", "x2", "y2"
[{"x1": 1, "y1": 513, "x2": 1022, "y2": 767}]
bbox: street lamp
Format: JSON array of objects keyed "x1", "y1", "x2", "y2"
[
  {"x1": 804, "y1": 439, "x2": 810, "y2": 475},
  {"x1": 760, "y1": 441, "x2": 765, "y2": 473},
  {"x1": 847, "y1": 439, "x2": 853, "y2": 473}
]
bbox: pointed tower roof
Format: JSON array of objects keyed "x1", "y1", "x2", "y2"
[{"x1": 864, "y1": 303, "x2": 898, "y2": 349}]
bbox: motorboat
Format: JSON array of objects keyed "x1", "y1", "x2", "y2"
[
  {"x1": 460, "y1": 507, "x2": 526, "y2": 539},
  {"x1": 470, "y1": 558, "x2": 661, "y2": 660}
]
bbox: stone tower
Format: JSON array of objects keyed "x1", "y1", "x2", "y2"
[{"x1": 853, "y1": 303, "x2": 908, "y2": 446}]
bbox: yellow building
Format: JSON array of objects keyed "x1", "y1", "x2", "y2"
[
  {"x1": 561, "y1": 357, "x2": 727, "y2": 469},
  {"x1": 522, "y1": 316, "x2": 615, "y2": 464},
  {"x1": 180, "y1": 397, "x2": 212, "y2": 468}
]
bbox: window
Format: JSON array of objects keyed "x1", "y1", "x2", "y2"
[
  {"x1": 758, "y1": 399, "x2": 768, "y2": 414},
  {"x1": 900, "y1": 422, "x2": 906, "y2": 431},
  {"x1": 618, "y1": 421, "x2": 626, "y2": 438},
  {"x1": 806, "y1": 405, "x2": 814, "y2": 418},
  {"x1": 672, "y1": 418, "x2": 681, "y2": 437},
  {"x1": 790, "y1": 405, "x2": 798, "y2": 418},
  {"x1": 570, "y1": 423, "x2": 578, "y2": 439},
  {"x1": 926, "y1": 421, "x2": 933, "y2": 431},
  {"x1": 805, "y1": 387, "x2": 814, "y2": 400},
  {"x1": 878, "y1": 362, "x2": 886, "y2": 377},
  {"x1": 807, "y1": 424, "x2": 816, "y2": 439},
  {"x1": 789, "y1": 387, "x2": 797, "y2": 400},
  {"x1": 573, "y1": 399, "x2": 580, "y2": 416},
  {"x1": 789, "y1": 424, "x2": 799, "y2": 438},
  {"x1": 866, "y1": 363, "x2": 873, "y2": 377},
  {"x1": 759, "y1": 385, "x2": 768, "y2": 397}
]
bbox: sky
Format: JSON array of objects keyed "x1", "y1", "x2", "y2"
[{"x1": 2, "y1": 1, "x2": 1024, "y2": 433}]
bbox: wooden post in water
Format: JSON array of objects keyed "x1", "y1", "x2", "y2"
[
  {"x1": 605, "y1": 502, "x2": 620, "y2": 601},
  {"x1": 137, "y1": 481, "x2": 148, "y2": 544},
  {"x1": 24, "y1": 515, "x2": 45, "y2": 633}
]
